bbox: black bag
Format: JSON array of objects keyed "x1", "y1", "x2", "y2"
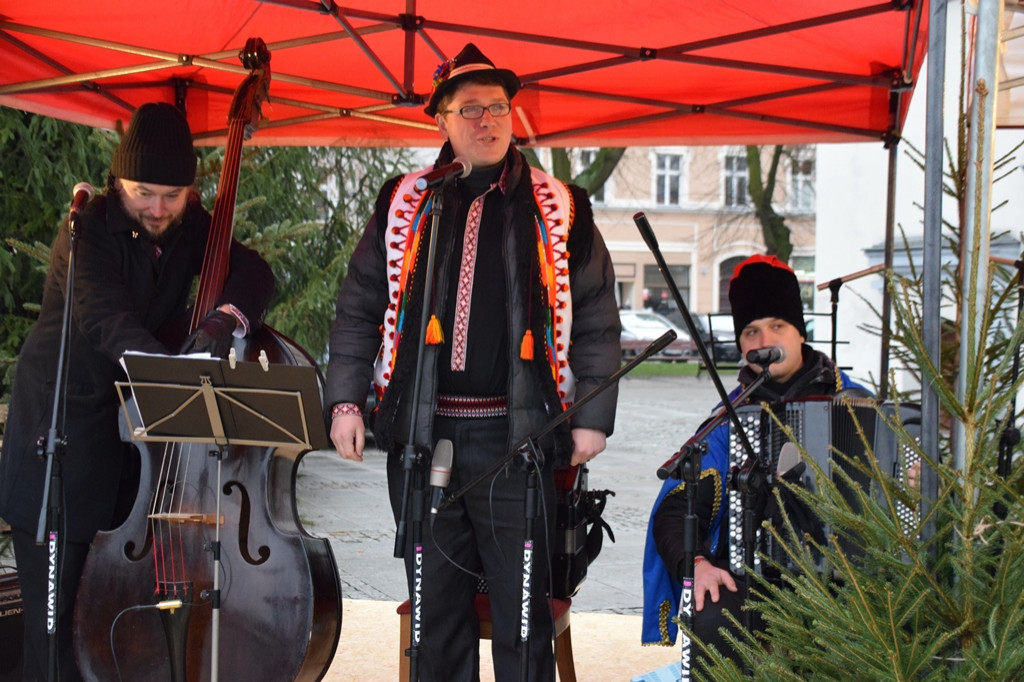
[{"x1": 550, "y1": 465, "x2": 615, "y2": 599}]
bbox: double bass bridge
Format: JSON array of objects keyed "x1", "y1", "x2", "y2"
[{"x1": 149, "y1": 512, "x2": 225, "y2": 526}]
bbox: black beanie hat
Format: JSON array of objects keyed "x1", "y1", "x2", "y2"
[
  {"x1": 110, "y1": 102, "x2": 197, "y2": 186},
  {"x1": 728, "y1": 254, "x2": 807, "y2": 346}
]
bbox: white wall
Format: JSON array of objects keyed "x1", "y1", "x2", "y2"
[{"x1": 816, "y1": 5, "x2": 1024, "y2": 392}]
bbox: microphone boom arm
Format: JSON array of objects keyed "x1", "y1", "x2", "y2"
[
  {"x1": 439, "y1": 330, "x2": 678, "y2": 511},
  {"x1": 632, "y1": 212, "x2": 760, "y2": 472}
]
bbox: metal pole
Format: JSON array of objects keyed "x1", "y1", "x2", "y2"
[
  {"x1": 954, "y1": 0, "x2": 1002, "y2": 476},
  {"x1": 879, "y1": 140, "x2": 899, "y2": 401},
  {"x1": 920, "y1": 0, "x2": 947, "y2": 543}
]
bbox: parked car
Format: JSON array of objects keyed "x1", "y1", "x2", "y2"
[
  {"x1": 619, "y1": 309, "x2": 697, "y2": 361},
  {"x1": 695, "y1": 314, "x2": 743, "y2": 364},
  {"x1": 654, "y1": 305, "x2": 742, "y2": 364}
]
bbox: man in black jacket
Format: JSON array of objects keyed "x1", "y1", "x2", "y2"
[
  {"x1": 0, "y1": 102, "x2": 274, "y2": 680},
  {"x1": 642, "y1": 255, "x2": 869, "y2": 663},
  {"x1": 326, "y1": 43, "x2": 621, "y2": 681}
]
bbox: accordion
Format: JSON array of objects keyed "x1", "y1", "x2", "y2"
[{"x1": 724, "y1": 396, "x2": 921, "y2": 576}]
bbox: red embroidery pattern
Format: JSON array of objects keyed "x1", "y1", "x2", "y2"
[
  {"x1": 376, "y1": 167, "x2": 575, "y2": 407},
  {"x1": 451, "y1": 187, "x2": 496, "y2": 371}
]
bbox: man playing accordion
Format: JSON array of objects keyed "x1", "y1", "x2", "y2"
[{"x1": 640, "y1": 254, "x2": 869, "y2": 662}]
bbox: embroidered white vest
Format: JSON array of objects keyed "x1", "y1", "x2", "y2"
[{"x1": 374, "y1": 165, "x2": 576, "y2": 404}]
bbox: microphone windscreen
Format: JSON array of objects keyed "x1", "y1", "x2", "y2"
[
  {"x1": 429, "y1": 439, "x2": 454, "y2": 488},
  {"x1": 776, "y1": 442, "x2": 801, "y2": 476},
  {"x1": 73, "y1": 182, "x2": 96, "y2": 200}
]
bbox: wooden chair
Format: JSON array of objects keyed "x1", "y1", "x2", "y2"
[{"x1": 396, "y1": 593, "x2": 576, "y2": 681}]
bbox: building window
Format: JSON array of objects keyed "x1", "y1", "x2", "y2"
[
  {"x1": 643, "y1": 264, "x2": 689, "y2": 314},
  {"x1": 724, "y1": 154, "x2": 749, "y2": 208},
  {"x1": 791, "y1": 255, "x2": 815, "y2": 274},
  {"x1": 655, "y1": 153, "x2": 683, "y2": 206},
  {"x1": 718, "y1": 256, "x2": 746, "y2": 312},
  {"x1": 790, "y1": 148, "x2": 815, "y2": 211},
  {"x1": 579, "y1": 149, "x2": 606, "y2": 203}
]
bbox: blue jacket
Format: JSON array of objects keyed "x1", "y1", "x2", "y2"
[{"x1": 641, "y1": 346, "x2": 869, "y2": 645}]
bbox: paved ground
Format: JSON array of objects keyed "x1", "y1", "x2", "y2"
[
  {"x1": 294, "y1": 373, "x2": 723, "y2": 616},
  {"x1": 0, "y1": 374, "x2": 725, "y2": 680}
]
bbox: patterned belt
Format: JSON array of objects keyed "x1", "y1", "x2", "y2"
[{"x1": 436, "y1": 394, "x2": 508, "y2": 418}]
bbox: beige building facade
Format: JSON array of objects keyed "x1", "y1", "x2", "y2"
[{"x1": 579, "y1": 145, "x2": 818, "y2": 322}]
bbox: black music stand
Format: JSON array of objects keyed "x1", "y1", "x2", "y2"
[
  {"x1": 114, "y1": 351, "x2": 326, "y2": 682},
  {"x1": 117, "y1": 351, "x2": 327, "y2": 452}
]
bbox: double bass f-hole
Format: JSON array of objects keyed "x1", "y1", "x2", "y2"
[{"x1": 223, "y1": 480, "x2": 271, "y2": 566}]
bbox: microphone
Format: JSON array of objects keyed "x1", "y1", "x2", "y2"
[
  {"x1": 745, "y1": 346, "x2": 785, "y2": 366},
  {"x1": 415, "y1": 158, "x2": 472, "y2": 191},
  {"x1": 69, "y1": 182, "x2": 95, "y2": 222},
  {"x1": 429, "y1": 439, "x2": 454, "y2": 520}
]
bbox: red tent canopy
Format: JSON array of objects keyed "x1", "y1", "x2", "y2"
[{"x1": 0, "y1": 0, "x2": 928, "y2": 147}]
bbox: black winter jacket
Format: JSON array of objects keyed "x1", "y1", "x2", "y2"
[
  {"x1": 325, "y1": 145, "x2": 621, "y2": 465},
  {"x1": 0, "y1": 190, "x2": 274, "y2": 541}
]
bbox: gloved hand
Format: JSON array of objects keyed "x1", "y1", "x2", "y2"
[{"x1": 179, "y1": 309, "x2": 237, "y2": 358}]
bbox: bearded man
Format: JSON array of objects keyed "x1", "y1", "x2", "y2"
[{"x1": 0, "y1": 102, "x2": 274, "y2": 680}]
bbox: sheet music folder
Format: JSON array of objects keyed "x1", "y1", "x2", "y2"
[{"x1": 115, "y1": 351, "x2": 328, "y2": 451}]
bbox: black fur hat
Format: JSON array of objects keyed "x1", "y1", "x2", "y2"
[
  {"x1": 728, "y1": 254, "x2": 807, "y2": 346},
  {"x1": 110, "y1": 102, "x2": 197, "y2": 186}
]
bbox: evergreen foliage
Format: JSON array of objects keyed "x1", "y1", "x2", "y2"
[
  {"x1": 685, "y1": 251, "x2": 1024, "y2": 679},
  {"x1": 0, "y1": 106, "x2": 622, "y2": 402},
  {"x1": 0, "y1": 108, "x2": 115, "y2": 400},
  {"x1": 682, "y1": 17, "x2": 1024, "y2": 675},
  {"x1": 194, "y1": 143, "x2": 417, "y2": 360}
]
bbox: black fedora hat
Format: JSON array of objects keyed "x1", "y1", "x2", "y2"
[{"x1": 424, "y1": 43, "x2": 520, "y2": 117}]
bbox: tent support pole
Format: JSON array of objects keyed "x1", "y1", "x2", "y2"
[
  {"x1": 920, "y1": 0, "x2": 947, "y2": 546},
  {"x1": 955, "y1": 0, "x2": 1002, "y2": 478}
]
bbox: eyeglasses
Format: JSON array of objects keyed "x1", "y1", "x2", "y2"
[{"x1": 441, "y1": 102, "x2": 512, "y2": 120}]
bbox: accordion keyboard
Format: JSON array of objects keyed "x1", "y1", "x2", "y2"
[{"x1": 725, "y1": 397, "x2": 922, "y2": 575}]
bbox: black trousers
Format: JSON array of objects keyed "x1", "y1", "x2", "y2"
[
  {"x1": 12, "y1": 525, "x2": 88, "y2": 682},
  {"x1": 692, "y1": 563, "x2": 764, "y2": 667},
  {"x1": 388, "y1": 416, "x2": 558, "y2": 682}
]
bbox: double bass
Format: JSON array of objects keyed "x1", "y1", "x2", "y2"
[{"x1": 73, "y1": 39, "x2": 342, "y2": 681}]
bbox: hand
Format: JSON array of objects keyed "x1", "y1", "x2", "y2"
[
  {"x1": 179, "y1": 309, "x2": 237, "y2": 358},
  {"x1": 331, "y1": 414, "x2": 365, "y2": 462},
  {"x1": 693, "y1": 559, "x2": 738, "y2": 612},
  {"x1": 570, "y1": 427, "x2": 606, "y2": 466},
  {"x1": 906, "y1": 460, "x2": 922, "y2": 490}
]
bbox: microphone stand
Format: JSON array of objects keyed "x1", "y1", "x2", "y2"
[
  {"x1": 631, "y1": 213, "x2": 758, "y2": 459},
  {"x1": 394, "y1": 177, "x2": 452, "y2": 682},
  {"x1": 727, "y1": 373, "x2": 775, "y2": 657},
  {"x1": 816, "y1": 264, "x2": 885, "y2": 366},
  {"x1": 440, "y1": 331, "x2": 677, "y2": 681},
  {"x1": 654, "y1": 366, "x2": 774, "y2": 680},
  {"x1": 33, "y1": 202, "x2": 86, "y2": 682},
  {"x1": 633, "y1": 212, "x2": 770, "y2": 678}
]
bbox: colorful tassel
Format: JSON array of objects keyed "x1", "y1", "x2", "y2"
[
  {"x1": 520, "y1": 329, "x2": 534, "y2": 360},
  {"x1": 426, "y1": 314, "x2": 444, "y2": 344}
]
